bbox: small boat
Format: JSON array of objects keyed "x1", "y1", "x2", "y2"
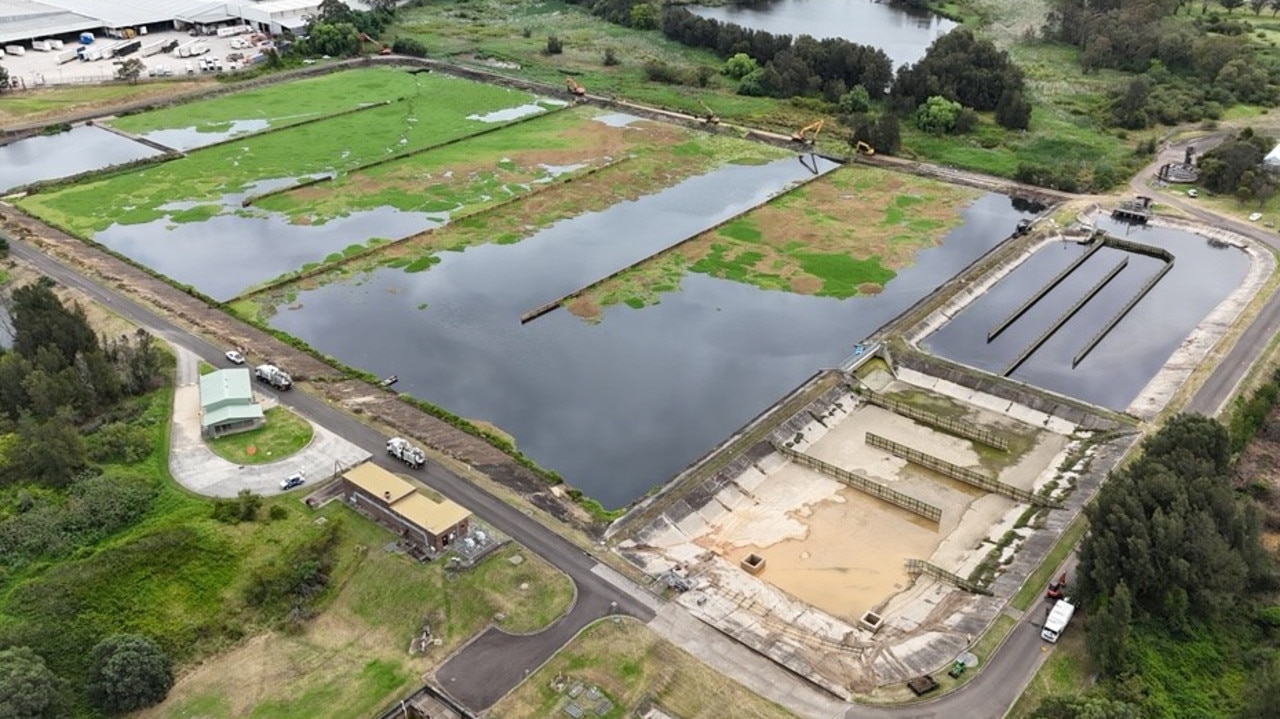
[{"x1": 380, "y1": 375, "x2": 398, "y2": 388}]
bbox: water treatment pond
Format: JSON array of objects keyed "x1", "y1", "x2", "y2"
[
  {"x1": 922, "y1": 219, "x2": 1250, "y2": 410},
  {"x1": 689, "y1": 0, "x2": 957, "y2": 69},
  {"x1": 268, "y1": 192, "x2": 1036, "y2": 508},
  {"x1": 0, "y1": 126, "x2": 160, "y2": 192}
]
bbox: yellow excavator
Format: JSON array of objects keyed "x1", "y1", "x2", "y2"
[
  {"x1": 855, "y1": 140, "x2": 876, "y2": 156},
  {"x1": 565, "y1": 77, "x2": 586, "y2": 97},
  {"x1": 698, "y1": 99, "x2": 720, "y2": 125},
  {"x1": 792, "y1": 120, "x2": 823, "y2": 145}
]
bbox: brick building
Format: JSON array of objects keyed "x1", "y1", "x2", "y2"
[{"x1": 341, "y1": 463, "x2": 471, "y2": 553}]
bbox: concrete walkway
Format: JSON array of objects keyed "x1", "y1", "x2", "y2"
[{"x1": 169, "y1": 346, "x2": 371, "y2": 497}]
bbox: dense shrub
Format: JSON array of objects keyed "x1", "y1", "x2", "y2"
[
  {"x1": 390, "y1": 37, "x2": 428, "y2": 57},
  {"x1": 86, "y1": 422, "x2": 151, "y2": 464},
  {"x1": 0, "y1": 473, "x2": 155, "y2": 567},
  {"x1": 87, "y1": 635, "x2": 173, "y2": 714},
  {"x1": 243, "y1": 522, "x2": 342, "y2": 623}
]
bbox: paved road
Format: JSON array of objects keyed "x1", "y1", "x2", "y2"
[
  {"x1": 7, "y1": 238, "x2": 656, "y2": 713},
  {"x1": 1128, "y1": 134, "x2": 1280, "y2": 417}
]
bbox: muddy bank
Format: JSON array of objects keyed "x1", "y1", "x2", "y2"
[{"x1": 0, "y1": 206, "x2": 595, "y2": 532}]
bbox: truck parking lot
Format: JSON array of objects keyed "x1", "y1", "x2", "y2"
[{"x1": 1, "y1": 27, "x2": 275, "y2": 88}]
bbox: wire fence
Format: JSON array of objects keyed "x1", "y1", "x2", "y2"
[
  {"x1": 865, "y1": 432, "x2": 1059, "y2": 507},
  {"x1": 905, "y1": 558, "x2": 992, "y2": 595},
  {"x1": 860, "y1": 389, "x2": 1009, "y2": 451},
  {"x1": 773, "y1": 442, "x2": 942, "y2": 523}
]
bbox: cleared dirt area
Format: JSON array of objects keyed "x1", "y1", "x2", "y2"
[{"x1": 619, "y1": 371, "x2": 1077, "y2": 692}]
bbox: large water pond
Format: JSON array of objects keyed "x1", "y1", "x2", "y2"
[
  {"x1": 268, "y1": 191, "x2": 1037, "y2": 508},
  {"x1": 923, "y1": 219, "x2": 1250, "y2": 410},
  {"x1": 0, "y1": 126, "x2": 160, "y2": 192},
  {"x1": 689, "y1": 0, "x2": 957, "y2": 69}
]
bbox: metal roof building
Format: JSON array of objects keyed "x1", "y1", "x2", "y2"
[
  {"x1": 0, "y1": 0, "x2": 337, "y2": 46},
  {"x1": 199, "y1": 368, "x2": 265, "y2": 438},
  {"x1": 0, "y1": 0, "x2": 98, "y2": 46}
]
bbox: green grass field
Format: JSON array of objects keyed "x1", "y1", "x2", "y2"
[
  {"x1": 18, "y1": 72, "x2": 544, "y2": 236},
  {"x1": 0, "y1": 379, "x2": 574, "y2": 719},
  {"x1": 490, "y1": 618, "x2": 801, "y2": 719},
  {"x1": 206, "y1": 405, "x2": 314, "y2": 464},
  {"x1": 0, "y1": 81, "x2": 215, "y2": 128}
]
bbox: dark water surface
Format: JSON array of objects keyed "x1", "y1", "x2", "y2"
[
  {"x1": 689, "y1": 0, "x2": 957, "y2": 69},
  {"x1": 923, "y1": 219, "x2": 1249, "y2": 410},
  {"x1": 269, "y1": 191, "x2": 1036, "y2": 508},
  {"x1": 0, "y1": 126, "x2": 160, "y2": 192},
  {"x1": 95, "y1": 186, "x2": 437, "y2": 302}
]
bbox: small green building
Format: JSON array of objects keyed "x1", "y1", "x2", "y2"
[{"x1": 199, "y1": 368, "x2": 265, "y2": 438}]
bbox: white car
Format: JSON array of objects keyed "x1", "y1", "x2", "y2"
[
  {"x1": 225, "y1": 350, "x2": 245, "y2": 364},
  {"x1": 1249, "y1": 212, "x2": 1264, "y2": 222},
  {"x1": 1186, "y1": 189, "x2": 1197, "y2": 198},
  {"x1": 280, "y1": 473, "x2": 305, "y2": 490}
]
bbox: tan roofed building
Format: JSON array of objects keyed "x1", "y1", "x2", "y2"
[{"x1": 341, "y1": 462, "x2": 471, "y2": 554}]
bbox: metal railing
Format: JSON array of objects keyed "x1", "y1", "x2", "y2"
[{"x1": 773, "y1": 442, "x2": 942, "y2": 523}]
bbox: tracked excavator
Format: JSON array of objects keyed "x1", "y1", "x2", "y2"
[
  {"x1": 792, "y1": 120, "x2": 823, "y2": 145},
  {"x1": 854, "y1": 140, "x2": 875, "y2": 156},
  {"x1": 565, "y1": 77, "x2": 586, "y2": 97},
  {"x1": 358, "y1": 32, "x2": 391, "y2": 55},
  {"x1": 698, "y1": 99, "x2": 720, "y2": 125}
]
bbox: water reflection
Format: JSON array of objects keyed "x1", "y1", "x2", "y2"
[
  {"x1": 0, "y1": 126, "x2": 160, "y2": 192},
  {"x1": 689, "y1": 0, "x2": 957, "y2": 69}
]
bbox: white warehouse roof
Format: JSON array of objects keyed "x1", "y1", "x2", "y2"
[
  {"x1": 0, "y1": 0, "x2": 98, "y2": 45},
  {"x1": 36, "y1": 0, "x2": 226, "y2": 28}
]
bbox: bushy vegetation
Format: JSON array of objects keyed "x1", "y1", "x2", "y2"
[
  {"x1": 1030, "y1": 414, "x2": 1279, "y2": 718},
  {"x1": 1197, "y1": 126, "x2": 1278, "y2": 203},
  {"x1": 1044, "y1": 0, "x2": 1280, "y2": 129}
]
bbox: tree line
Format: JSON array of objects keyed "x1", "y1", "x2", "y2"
[
  {"x1": 0, "y1": 279, "x2": 164, "y2": 487},
  {"x1": 1044, "y1": 0, "x2": 1280, "y2": 129},
  {"x1": 1032, "y1": 414, "x2": 1279, "y2": 718}
]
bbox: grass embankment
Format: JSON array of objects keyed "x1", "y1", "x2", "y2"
[
  {"x1": 0, "y1": 81, "x2": 216, "y2": 129},
  {"x1": 254, "y1": 105, "x2": 619, "y2": 225},
  {"x1": 206, "y1": 406, "x2": 314, "y2": 465},
  {"x1": 241, "y1": 120, "x2": 790, "y2": 320},
  {"x1": 107, "y1": 67, "x2": 424, "y2": 137},
  {"x1": 17, "y1": 72, "x2": 542, "y2": 237},
  {"x1": 572, "y1": 166, "x2": 979, "y2": 320},
  {"x1": 489, "y1": 618, "x2": 800, "y2": 719},
  {"x1": 141, "y1": 533, "x2": 573, "y2": 719},
  {"x1": 0, "y1": 387, "x2": 574, "y2": 718}
]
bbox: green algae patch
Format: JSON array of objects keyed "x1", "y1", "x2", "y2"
[
  {"x1": 107, "y1": 67, "x2": 424, "y2": 137},
  {"x1": 19, "y1": 73, "x2": 545, "y2": 237},
  {"x1": 572, "y1": 165, "x2": 982, "y2": 320},
  {"x1": 253, "y1": 106, "x2": 621, "y2": 225}
]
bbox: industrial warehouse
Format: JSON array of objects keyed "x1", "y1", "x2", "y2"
[{"x1": 0, "y1": 0, "x2": 332, "y2": 46}]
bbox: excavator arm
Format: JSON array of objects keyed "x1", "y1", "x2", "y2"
[{"x1": 791, "y1": 120, "x2": 824, "y2": 145}]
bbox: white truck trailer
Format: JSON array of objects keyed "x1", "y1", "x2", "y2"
[
  {"x1": 1040, "y1": 599, "x2": 1076, "y2": 643},
  {"x1": 386, "y1": 437, "x2": 426, "y2": 469},
  {"x1": 253, "y1": 364, "x2": 293, "y2": 391}
]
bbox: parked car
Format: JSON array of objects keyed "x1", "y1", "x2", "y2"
[
  {"x1": 1187, "y1": 189, "x2": 1198, "y2": 198},
  {"x1": 225, "y1": 350, "x2": 245, "y2": 364},
  {"x1": 1249, "y1": 212, "x2": 1264, "y2": 222},
  {"x1": 280, "y1": 473, "x2": 305, "y2": 490}
]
